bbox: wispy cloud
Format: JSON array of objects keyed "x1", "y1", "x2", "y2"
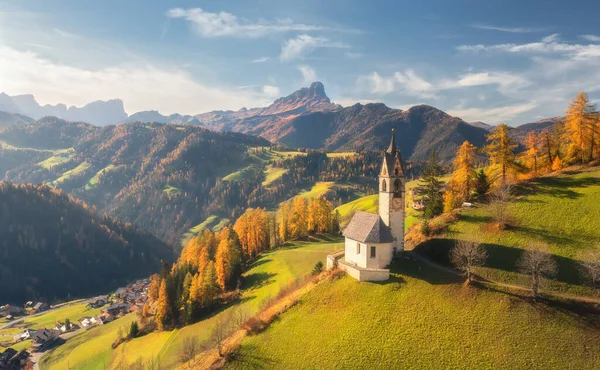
[
  {"x1": 167, "y1": 8, "x2": 323, "y2": 38},
  {"x1": 251, "y1": 56, "x2": 270, "y2": 63},
  {"x1": 457, "y1": 34, "x2": 600, "y2": 59},
  {"x1": 469, "y1": 23, "x2": 546, "y2": 33},
  {"x1": 581, "y1": 34, "x2": 600, "y2": 42},
  {"x1": 280, "y1": 34, "x2": 348, "y2": 62},
  {"x1": 448, "y1": 102, "x2": 538, "y2": 123},
  {"x1": 297, "y1": 65, "x2": 317, "y2": 84}
]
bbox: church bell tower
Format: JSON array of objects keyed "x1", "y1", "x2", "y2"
[{"x1": 378, "y1": 129, "x2": 405, "y2": 254}]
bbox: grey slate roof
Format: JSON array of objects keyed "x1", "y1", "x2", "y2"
[{"x1": 343, "y1": 211, "x2": 394, "y2": 243}]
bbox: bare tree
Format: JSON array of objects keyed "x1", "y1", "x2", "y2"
[
  {"x1": 450, "y1": 240, "x2": 487, "y2": 283},
  {"x1": 210, "y1": 314, "x2": 233, "y2": 357},
  {"x1": 489, "y1": 183, "x2": 513, "y2": 230},
  {"x1": 230, "y1": 307, "x2": 250, "y2": 329},
  {"x1": 179, "y1": 336, "x2": 199, "y2": 367},
  {"x1": 579, "y1": 250, "x2": 600, "y2": 297},
  {"x1": 517, "y1": 243, "x2": 558, "y2": 299}
]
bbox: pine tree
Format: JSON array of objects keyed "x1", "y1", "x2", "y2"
[
  {"x1": 155, "y1": 279, "x2": 171, "y2": 331},
  {"x1": 413, "y1": 150, "x2": 444, "y2": 219},
  {"x1": 182, "y1": 272, "x2": 193, "y2": 302},
  {"x1": 486, "y1": 123, "x2": 519, "y2": 185},
  {"x1": 474, "y1": 169, "x2": 490, "y2": 196}
]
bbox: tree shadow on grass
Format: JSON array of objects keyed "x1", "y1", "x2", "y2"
[
  {"x1": 248, "y1": 258, "x2": 272, "y2": 270},
  {"x1": 227, "y1": 344, "x2": 278, "y2": 369},
  {"x1": 458, "y1": 214, "x2": 494, "y2": 224},
  {"x1": 414, "y1": 238, "x2": 585, "y2": 287},
  {"x1": 243, "y1": 272, "x2": 277, "y2": 291},
  {"x1": 391, "y1": 254, "x2": 462, "y2": 285},
  {"x1": 475, "y1": 282, "x2": 600, "y2": 331},
  {"x1": 517, "y1": 174, "x2": 600, "y2": 200}
]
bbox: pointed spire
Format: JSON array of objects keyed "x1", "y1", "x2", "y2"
[{"x1": 386, "y1": 128, "x2": 397, "y2": 157}]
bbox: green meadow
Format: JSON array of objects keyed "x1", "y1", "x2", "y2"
[
  {"x1": 41, "y1": 236, "x2": 342, "y2": 369},
  {"x1": 427, "y1": 167, "x2": 600, "y2": 297},
  {"x1": 227, "y1": 259, "x2": 600, "y2": 369}
]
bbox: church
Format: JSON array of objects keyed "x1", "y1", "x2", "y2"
[{"x1": 329, "y1": 130, "x2": 405, "y2": 281}]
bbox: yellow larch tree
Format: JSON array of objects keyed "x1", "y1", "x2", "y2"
[
  {"x1": 485, "y1": 123, "x2": 519, "y2": 186},
  {"x1": 448, "y1": 141, "x2": 478, "y2": 203}
]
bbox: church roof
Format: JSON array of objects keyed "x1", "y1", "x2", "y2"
[
  {"x1": 343, "y1": 211, "x2": 394, "y2": 244},
  {"x1": 381, "y1": 129, "x2": 405, "y2": 177}
]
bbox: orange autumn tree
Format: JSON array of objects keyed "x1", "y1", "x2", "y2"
[
  {"x1": 486, "y1": 123, "x2": 519, "y2": 185},
  {"x1": 155, "y1": 279, "x2": 172, "y2": 331},
  {"x1": 449, "y1": 141, "x2": 478, "y2": 203},
  {"x1": 214, "y1": 227, "x2": 242, "y2": 291},
  {"x1": 523, "y1": 131, "x2": 541, "y2": 176},
  {"x1": 564, "y1": 92, "x2": 598, "y2": 163}
]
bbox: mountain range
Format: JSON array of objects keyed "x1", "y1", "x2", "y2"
[{"x1": 0, "y1": 82, "x2": 564, "y2": 163}]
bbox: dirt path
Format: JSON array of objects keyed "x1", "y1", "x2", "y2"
[{"x1": 410, "y1": 251, "x2": 600, "y2": 305}]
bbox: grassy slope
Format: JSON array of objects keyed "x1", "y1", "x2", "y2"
[
  {"x1": 179, "y1": 215, "x2": 223, "y2": 248},
  {"x1": 441, "y1": 168, "x2": 600, "y2": 296},
  {"x1": 228, "y1": 259, "x2": 600, "y2": 369},
  {"x1": 85, "y1": 164, "x2": 119, "y2": 190},
  {"x1": 50, "y1": 162, "x2": 91, "y2": 186},
  {"x1": 42, "y1": 237, "x2": 342, "y2": 369},
  {"x1": 262, "y1": 166, "x2": 288, "y2": 188}
]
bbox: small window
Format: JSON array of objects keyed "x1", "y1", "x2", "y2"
[
  {"x1": 356, "y1": 243, "x2": 360, "y2": 255},
  {"x1": 395, "y1": 168, "x2": 399, "y2": 176},
  {"x1": 381, "y1": 179, "x2": 387, "y2": 192},
  {"x1": 370, "y1": 246, "x2": 376, "y2": 258}
]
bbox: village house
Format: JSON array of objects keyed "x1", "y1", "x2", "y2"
[
  {"x1": 30, "y1": 329, "x2": 59, "y2": 352},
  {"x1": 78, "y1": 316, "x2": 101, "y2": 329},
  {"x1": 13, "y1": 330, "x2": 36, "y2": 343},
  {"x1": 102, "y1": 303, "x2": 129, "y2": 318},
  {"x1": 54, "y1": 321, "x2": 78, "y2": 333},
  {"x1": 0, "y1": 348, "x2": 32, "y2": 370},
  {"x1": 87, "y1": 296, "x2": 108, "y2": 309},
  {"x1": 0, "y1": 305, "x2": 25, "y2": 318},
  {"x1": 32, "y1": 302, "x2": 48, "y2": 313}
]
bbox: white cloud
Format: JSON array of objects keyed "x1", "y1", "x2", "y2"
[
  {"x1": 298, "y1": 65, "x2": 317, "y2": 84},
  {"x1": 345, "y1": 52, "x2": 363, "y2": 59},
  {"x1": 441, "y1": 71, "x2": 531, "y2": 95},
  {"x1": 469, "y1": 24, "x2": 546, "y2": 33},
  {"x1": 167, "y1": 8, "x2": 323, "y2": 38},
  {"x1": 251, "y1": 57, "x2": 270, "y2": 63},
  {"x1": 581, "y1": 34, "x2": 600, "y2": 42},
  {"x1": 448, "y1": 102, "x2": 538, "y2": 124},
  {"x1": 394, "y1": 70, "x2": 437, "y2": 98},
  {"x1": 0, "y1": 45, "x2": 277, "y2": 115},
  {"x1": 357, "y1": 70, "x2": 436, "y2": 98},
  {"x1": 280, "y1": 34, "x2": 348, "y2": 62},
  {"x1": 358, "y1": 72, "x2": 395, "y2": 95},
  {"x1": 458, "y1": 34, "x2": 600, "y2": 60},
  {"x1": 262, "y1": 85, "x2": 281, "y2": 98}
]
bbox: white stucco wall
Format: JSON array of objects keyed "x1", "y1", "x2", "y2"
[
  {"x1": 379, "y1": 190, "x2": 391, "y2": 227},
  {"x1": 364, "y1": 242, "x2": 393, "y2": 269},
  {"x1": 344, "y1": 237, "x2": 367, "y2": 267}
]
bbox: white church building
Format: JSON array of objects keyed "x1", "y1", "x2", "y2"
[{"x1": 327, "y1": 130, "x2": 405, "y2": 281}]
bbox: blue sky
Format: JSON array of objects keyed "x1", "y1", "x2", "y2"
[{"x1": 1, "y1": 0, "x2": 600, "y2": 124}]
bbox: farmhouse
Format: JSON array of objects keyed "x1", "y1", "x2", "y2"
[
  {"x1": 13, "y1": 329, "x2": 36, "y2": 343},
  {"x1": 328, "y1": 130, "x2": 405, "y2": 281},
  {"x1": 30, "y1": 329, "x2": 59, "y2": 352}
]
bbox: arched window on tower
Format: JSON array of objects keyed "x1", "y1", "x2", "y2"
[
  {"x1": 381, "y1": 179, "x2": 387, "y2": 192},
  {"x1": 395, "y1": 168, "x2": 399, "y2": 176},
  {"x1": 394, "y1": 179, "x2": 401, "y2": 197}
]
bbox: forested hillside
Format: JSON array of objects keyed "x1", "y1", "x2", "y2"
[{"x1": 0, "y1": 183, "x2": 173, "y2": 304}]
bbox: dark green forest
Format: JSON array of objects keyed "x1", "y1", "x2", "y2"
[{"x1": 0, "y1": 183, "x2": 173, "y2": 304}]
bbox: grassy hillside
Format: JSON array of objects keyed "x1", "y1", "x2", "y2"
[
  {"x1": 426, "y1": 167, "x2": 600, "y2": 296},
  {"x1": 227, "y1": 259, "x2": 600, "y2": 369},
  {"x1": 41, "y1": 236, "x2": 343, "y2": 370}
]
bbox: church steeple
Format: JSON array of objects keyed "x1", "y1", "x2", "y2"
[{"x1": 386, "y1": 128, "x2": 397, "y2": 157}]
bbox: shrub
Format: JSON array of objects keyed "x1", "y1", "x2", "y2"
[{"x1": 312, "y1": 261, "x2": 324, "y2": 275}]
